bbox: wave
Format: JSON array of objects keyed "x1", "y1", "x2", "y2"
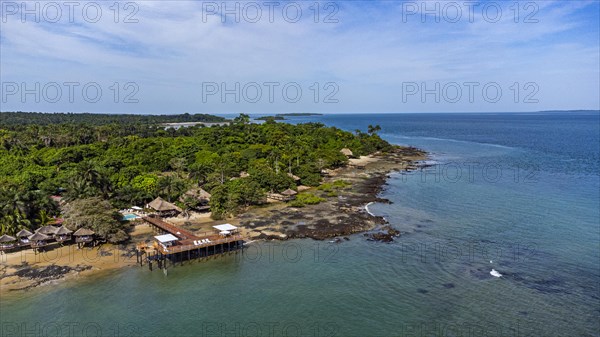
[
  {"x1": 384, "y1": 134, "x2": 517, "y2": 150},
  {"x1": 365, "y1": 202, "x2": 376, "y2": 216},
  {"x1": 490, "y1": 269, "x2": 502, "y2": 278}
]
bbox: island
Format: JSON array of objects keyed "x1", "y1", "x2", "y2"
[
  {"x1": 254, "y1": 116, "x2": 286, "y2": 121},
  {"x1": 275, "y1": 113, "x2": 323, "y2": 117}
]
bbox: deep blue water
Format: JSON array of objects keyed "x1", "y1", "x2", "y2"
[{"x1": 1, "y1": 112, "x2": 598, "y2": 337}]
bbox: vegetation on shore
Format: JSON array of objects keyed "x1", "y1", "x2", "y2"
[
  {"x1": 0, "y1": 112, "x2": 227, "y2": 126},
  {"x1": 0, "y1": 113, "x2": 391, "y2": 241},
  {"x1": 255, "y1": 116, "x2": 285, "y2": 121}
]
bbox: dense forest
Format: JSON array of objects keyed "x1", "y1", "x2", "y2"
[
  {"x1": 0, "y1": 112, "x2": 227, "y2": 126},
  {"x1": 0, "y1": 112, "x2": 391, "y2": 242}
]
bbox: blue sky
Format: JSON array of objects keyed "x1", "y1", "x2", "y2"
[{"x1": 1, "y1": 0, "x2": 599, "y2": 113}]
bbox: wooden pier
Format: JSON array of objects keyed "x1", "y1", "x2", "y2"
[{"x1": 137, "y1": 216, "x2": 244, "y2": 273}]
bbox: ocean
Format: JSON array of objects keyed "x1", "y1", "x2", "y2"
[{"x1": 1, "y1": 112, "x2": 598, "y2": 337}]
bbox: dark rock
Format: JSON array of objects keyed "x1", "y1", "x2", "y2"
[{"x1": 364, "y1": 225, "x2": 401, "y2": 243}]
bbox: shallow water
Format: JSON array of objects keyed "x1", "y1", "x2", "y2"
[{"x1": 1, "y1": 112, "x2": 598, "y2": 336}]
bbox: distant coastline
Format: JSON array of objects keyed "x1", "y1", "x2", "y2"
[
  {"x1": 255, "y1": 116, "x2": 285, "y2": 121},
  {"x1": 275, "y1": 113, "x2": 323, "y2": 116},
  {"x1": 254, "y1": 113, "x2": 323, "y2": 121}
]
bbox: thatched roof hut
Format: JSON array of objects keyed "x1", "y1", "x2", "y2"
[
  {"x1": 0, "y1": 234, "x2": 17, "y2": 250},
  {"x1": 281, "y1": 189, "x2": 298, "y2": 196},
  {"x1": 340, "y1": 148, "x2": 353, "y2": 157},
  {"x1": 36, "y1": 225, "x2": 58, "y2": 235},
  {"x1": 29, "y1": 232, "x2": 51, "y2": 241},
  {"x1": 55, "y1": 226, "x2": 72, "y2": 235},
  {"x1": 0, "y1": 234, "x2": 16, "y2": 243},
  {"x1": 16, "y1": 229, "x2": 33, "y2": 238},
  {"x1": 182, "y1": 188, "x2": 211, "y2": 201},
  {"x1": 147, "y1": 197, "x2": 182, "y2": 213},
  {"x1": 73, "y1": 228, "x2": 95, "y2": 236},
  {"x1": 287, "y1": 173, "x2": 301, "y2": 181}
]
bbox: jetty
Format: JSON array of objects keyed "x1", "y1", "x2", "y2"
[{"x1": 137, "y1": 215, "x2": 244, "y2": 273}]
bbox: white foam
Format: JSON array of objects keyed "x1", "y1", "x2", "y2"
[
  {"x1": 365, "y1": 202, "x2": 375, "y2": 216},
  {"x1": 387, "y1": 134, "x2": 517, "y2": 150},
  {"x1": 490, "y1": 269, "x2": 502, "y2": 278}
]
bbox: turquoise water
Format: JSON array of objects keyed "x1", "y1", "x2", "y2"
[
  {"x1": 1, "y1": 113, "x2": 598, "y2": 336},
  {"x1": 123, "y1": 214, "x2": 140, "y2": 221}
]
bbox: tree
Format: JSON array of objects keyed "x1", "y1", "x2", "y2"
[
  {"x1": 208, "y1": 179, "x2": 265, "y2": 219},
  {"x1": 157, "y1": 175, "x2": 187, "y2": 202},
  {"x1": 36, "y1": 210, "x2": 52, "y2": 228},
  {"x1": 62, "y1": 197, "x2": 129, "y2": 243},
  {"x1": 368, "y1": 124, "x2": 382, "y2": 135},
  {"x1": 0, "y1": 210, "x2": 31, "y2": 235},
  {"x1": 233, "y1": 113, "x2": 250, "y2": 125},
  {"x1": 188, "y1": 162, "x2": 212, "y2": 186}
]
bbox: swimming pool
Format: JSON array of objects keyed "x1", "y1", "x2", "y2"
[{"x1": 122, "y1": 214, "x2": 140, "y2": 221}]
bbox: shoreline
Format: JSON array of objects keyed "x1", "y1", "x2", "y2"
[
  {"x1": 0, "y1": 146, "x2": 426, "y2": 295},
  {"x1": 236, "y1": 146, "x2": 427, "y2": 241}
]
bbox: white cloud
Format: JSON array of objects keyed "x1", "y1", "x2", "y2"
[{"x1": 1, "y1": 0, "x2": 598, "y2": 113}]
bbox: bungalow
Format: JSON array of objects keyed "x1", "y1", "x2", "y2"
[
  {"x1": 0, "y1": 234, "x2": 17, "y2": 253},
  {"x1": 73, "y1": 228, "x2": 95, "y2": 248},
  {"x1": 55, "y1": 226, "x2": 73, "y2": 244},
  {"x1": 29, "y1": 232, "x2": 51, "y2": 251},
  {"x1": 147, "y1": 197, "x2": 182, "y2": 217},
  {"x1": 16, "y1": 229, "x2": 33, "y2": 246}
]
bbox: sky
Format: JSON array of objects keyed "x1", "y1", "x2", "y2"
[{"x1": 1, "y1": 0, "x2": 599, "y2": 114}]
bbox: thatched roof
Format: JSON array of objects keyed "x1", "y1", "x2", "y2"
[
  {"x1": 240, "y1": 171, "x2": 250, "y2": 178},
  {"x1": 297, "y1": 185, "x2": 311, "y2": 192},
  {"x1": 73, "y1": 228, "x2": 95, "y2": 236},
  {"x1": 55, "y1": 226, "x2": 72, "y2": 235},
  {"x1": 287, "y1": 173, "x2": 301, "y2": 181},
  {"x1": 0, "y1": 234, "x2": 16, "y2": 243},
  {"x1": 29, "y1": 232, "x2": 50, "y2": 241},
  {"x1": 36, "y1": 225, "x2": 58, "y2": 235},
  {"x1": 147, "y1": 197, "x2": 182, "y2": 212},
  {"x1": 16, "y1": 229, "x2": 33, "y2": 238},
  {"x1": 340, "y1": 148, "x2": 353, "y2": 156},
  {"x1": 281, "y1": 189, "x2": 298, "y2": 196},
  {"x1": 182, "y1": 188, "x2": 211, "y2": 201}
]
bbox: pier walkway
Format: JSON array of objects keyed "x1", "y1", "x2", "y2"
[{"x1": 138, "y1": 215, "x2": 244, "y2": 272}]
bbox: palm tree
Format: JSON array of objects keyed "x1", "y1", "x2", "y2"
[
  {"x1": 76, "y1": 160, "x2": 102, "y2": 188},
  {"x1": 65, "y1": 178, "x2": 96, "y2": 201},
  {"x1": 368, "y1": 124, "x2": 382, "y2": 135},
  {"x1": 158, "y1": 175, "x2": 186, "y2": 202},
  {"x1": 2, "y1": 189, "x2": 26, "y2": 217},
  {"x1": 188, "y1": 163, "x2": 212, "y2": 186},
  {"x1": 36, "y1": 210, "x2": 52, "y2": 228},
  {"x1": 1, "y1": 211, "x2": 31, "y2": 236}
]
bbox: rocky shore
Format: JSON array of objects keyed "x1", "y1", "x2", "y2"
[{"x1": 237, "y1": 146, "x2": 427, "y2": 241}]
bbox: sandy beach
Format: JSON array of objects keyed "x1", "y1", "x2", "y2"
[{"x1": 0, "y1": 225, "x2": 157, "y2": 293}]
